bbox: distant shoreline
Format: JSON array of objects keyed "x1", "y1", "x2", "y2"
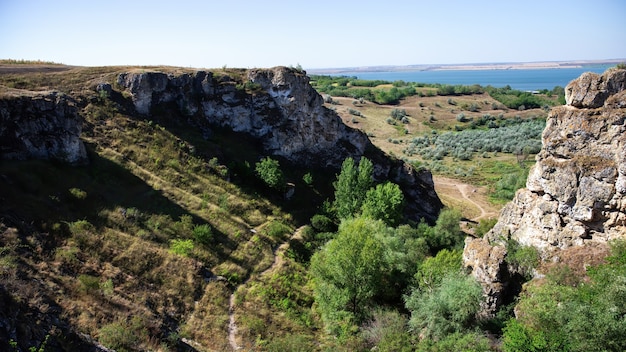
[{"x1": 308, "y1": 59, "x2": 625, "y2": 74}]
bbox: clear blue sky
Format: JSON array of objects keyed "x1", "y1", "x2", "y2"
[{"x1": 1, "y1": 0, "x2": 625, "y2": 69}]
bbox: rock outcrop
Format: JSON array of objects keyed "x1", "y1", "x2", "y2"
[
  {"x1": 464, "y1": 67, "x2": 626, "y2": 316},
  {"x1": 0, "y1": 91, "x2": 87, "y2": 164},
  {"x1": 116, "y1": 66, "x2": 442, "y2": 222},
  {"x1": 116, "y1": 67, "x2": 368, "y2": 167}
]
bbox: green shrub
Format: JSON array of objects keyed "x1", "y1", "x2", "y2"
[
  {"x1": 390, "y1": 108, "x2": 407, "y2": 120},
  {"x1": 506, "y1": 240, "x2": 540, "y2": 279},
  {"x1": 417, "y1": 331, "x2": 492, "y2": 352},
  {"x1": 255, "y1": 157, "x2": 284, "y2": 190},
  {"x1": 78, "y1": 274, "x2": 100, "y2": 294},
  {"x1": 405, "y1": 273, "x2": 482, "y2": 340},
  {"x1": 169, "y1": 239, "x2": 194, "y2": 257},
  {"x1": 302, "y1": 172, "x2": 313, "y2": 185},
  {"x1": 68, "y1": 187, "x2": 87, "y2": 199},
  {"x1": 474, "y1": 218, "x2": 498, "y2": 237},
  {"x1": 98, "y1": 318, "x2": 147, "y2": 352},
  {"x1": 348, "y1": 108, "x2": 362, "y2": 116},
  {"x1": 414, "y1": 249, "x2": 462, "y2": 290},
  {"x1": 264, "y1": 220, "x2": 291, "y2": 239},
  {"x1": 193, "y1": 224, "x2": 213, "y2": 245},
  {"x1": 311, "y1": 214, "x2": 336, "y2": 233},
  {"x1": 362, "y1": 309, "x2": 412, "y2": 352}
]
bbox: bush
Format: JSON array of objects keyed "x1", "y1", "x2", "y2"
[
  {"x1": 69, "y1": 187, "x2": 87, "y2": 199},
  {"x1": 362, "y1": 309, "x2": 412, "y2": 352},
  {"x1": 255, "y1": 157, "x2": 284, "y2": 190},
  {"x1": 311, "y1": 214, "x2": 336, "y2": 233},
  {"x1": 98, "y1": 322, "x2": 140, "y2": 352},
  {"x1": 302, "y1": 172, "x2": 313, "y2": 185},
  {"x1": 390, "y1": 108, "x2": 407, "y2": 120},
  {"x1": 193, "y1": 224, "x2": 213, "y2": 245},
  {"x1": 264, "y1": 220, "x2": 291, "y2": 239},
  {"x1": 169, "y1": 239, "x2": 194, "y2": 256},
  {"x1": 405, "y1": 273, "x2": 482, "y2": 340},
  {"x1": 78, "y1": 274, "x2": 100, "y2": 294},
  {"x1": 506, "y1": 240, "x2": 540, "y2": 279},
  {"x1": 474, "y1": 218, "x2": 497, "y2": 237}
]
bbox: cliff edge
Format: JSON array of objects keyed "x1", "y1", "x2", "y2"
[{"x1": 463, "y1": 67, "x2": 626, "y2": 315}]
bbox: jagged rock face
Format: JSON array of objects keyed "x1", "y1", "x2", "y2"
[
  {"x1": 117, "y1": 67, "x2": 369, "y2": 168},
  {"x1": 0, "y1": 91, "x2": 87, "y2": 164},
  {"x1": 116, "y1": 66, "x2": 443, "y2": 222},
  {"x1": 464, "y1": 68, "x2": 626, "y2": 315}
]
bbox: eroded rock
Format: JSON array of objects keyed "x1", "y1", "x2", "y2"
[
  {"x1": 0, "y1": 91, "x2": 87, "y2": 164},
  {"x1": 465, "y1": 67, "x2": 626, "y2": 316}
]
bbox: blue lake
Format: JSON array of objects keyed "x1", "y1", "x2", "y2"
[{"x1": 331, "y1": 65, "x2": 612, "y2": 91}]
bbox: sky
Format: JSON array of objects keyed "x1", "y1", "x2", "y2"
[{"x1": 1, "y1": 0, "x2": 625, "y2": 69}]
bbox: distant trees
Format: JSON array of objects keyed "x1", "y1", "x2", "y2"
[
  {"x1": 485, "y1": 85, "x2": 557, "y2": 110},
  {"x1": 404, "y1": 119, "x2": 544, "y2": 161}
]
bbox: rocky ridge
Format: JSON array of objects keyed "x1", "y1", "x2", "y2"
[
  {"x1": 115, "y1": 66, "x2": 442, "y2": 221},
  {"x1": 463, "y1": 68, "x2": 626, "y2": 315}
]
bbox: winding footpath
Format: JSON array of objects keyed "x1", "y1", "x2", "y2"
[
  {"x1": 434, "y1": 177, "x2": 499, "y2": 222},
  {"x1": 228, "y1": 226, "x2": 305, "y2": 351}
]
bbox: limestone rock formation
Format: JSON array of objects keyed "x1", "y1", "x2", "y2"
[
  {"x1": 116, "y1": 66, "x2": 442, "y2": 222},
  {"x1": 0, "y1": 90, "x2": 87, "y2": 164},
  {"x1": 116, "y1": 67, "x2": 369, "y2": 167},
  {"x1": 464, "y1": 67, "x2": 626, "y2": 315}
]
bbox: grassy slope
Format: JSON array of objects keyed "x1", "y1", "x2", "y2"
[{"x1": 0, "y1": 65, "x2": 325, "y2": 351}]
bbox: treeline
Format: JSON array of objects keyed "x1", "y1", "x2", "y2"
[
  {"x1": 310, "y1": 75, "x2": 564, "y2": 107},
  {"x1": 404, "y1": 118, "x2": 545, "y2": 161},
  {"x1": 486, "y1": 85, "x2": 565, "y2": 109}
]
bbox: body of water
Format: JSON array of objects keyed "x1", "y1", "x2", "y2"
[{"x1": 333, "y1": 65, "x2": 612, "y2": 91}]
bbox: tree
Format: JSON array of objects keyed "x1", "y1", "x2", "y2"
[
  {"x1": 255, "y1": 157, "x2": 284, "y2": 190},
  {"x1": 310, "y1": 217, "x2": 388, "y2": 332},
  {"x1": 425, "y1": 208, "x2": 464, "y2": 251},
  {"x1": 414, "y1": 249, "x2": 462, "y2": 290},
  {"x1": 405, "y1": 272, "x2": 482, "y2": 341},
  {"x1": 361, "y1": 182, "x2": 405, "y2": 226},
  {"x1": 333, "y1": 157, "x2": 374, "y2": 220}
]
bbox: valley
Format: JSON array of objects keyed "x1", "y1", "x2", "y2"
[{"x1": 0, "y1": 63, "x2": 624, "y2": 351}]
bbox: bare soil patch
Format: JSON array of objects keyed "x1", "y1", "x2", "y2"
[{"x1": 433, "y1": 176, "x2": 500, "y2": 221}]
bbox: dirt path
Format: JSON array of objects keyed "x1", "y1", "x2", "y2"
[
  {"x1": 227, "y1": 226, "x2": 305, "y2": 351},
  {"x1": 433, "y1": 176, "x2": 500, "y2": 222}
]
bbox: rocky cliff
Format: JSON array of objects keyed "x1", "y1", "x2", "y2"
[
  {"x1": 116, "y1": 67, "x2": 368, "y2": 167},
  {"x1": 464, "y1": 67, "x2": 626, "y2": 315},
  {"x1": 0, "y1": 90, "x2": 87, "y2": 164},
  {"x1": 115, "y1": 66, "x2": 442, "y2": 221}
]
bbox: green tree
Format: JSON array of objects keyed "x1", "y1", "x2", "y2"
[
  {"x1": 361, "y1": 182, "x2": 405, "y2": 226},
  {"x1": 310, "y1": 217, "x2": 388, "y2": 332},
  {"x1": 333, "y1": 157, "x2": 374, "y2": 220},
  {"x1": 425, "y1": 208, "x2": 464, "y2": 250},
  {"x1": 405, "y1": 272, "x2": 482, "y2": 340},
  {"x1": 255, "y1": 157, "x2": 284, "y2": 190},
  {"x1": 414, "y1": 249, "x2": 463, "y2": 290}
]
